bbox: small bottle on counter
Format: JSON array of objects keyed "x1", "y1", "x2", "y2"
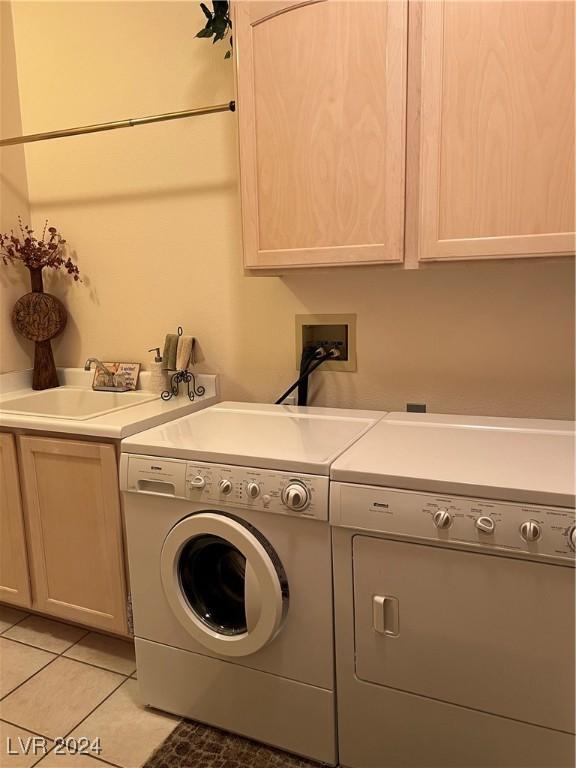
[{"x1": 148, "y1": 347, "x2": 167, "y2": 394}]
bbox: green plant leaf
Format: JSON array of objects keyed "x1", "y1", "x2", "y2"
[
  {"x1": 196, "y1": 0, "x2": 231, "y2": 52},
  {"x1": 200, "y1": 3, "x2": 212, "y2": 20}
]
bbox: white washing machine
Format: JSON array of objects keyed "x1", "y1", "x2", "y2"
[
  {"x1": 330, "y1": 413, "x2": 576, "y2": 768},
  {"x1": 120, "y1": 401, "x2": 384, "y2": 764}
]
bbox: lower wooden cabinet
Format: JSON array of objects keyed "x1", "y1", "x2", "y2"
[
  {"x1": 18, "y1": 435, "x2": 128, "y2": 634},
  {"x1": 0, "y1": 433, "x2": 32, "y2": 608}
]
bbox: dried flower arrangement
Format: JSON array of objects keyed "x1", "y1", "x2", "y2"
[
  {"x1": 2, "y1": 218, "x2": 80, "y2": 390},
  {"x1": 0, "y1": 218, "x2": 81, "y2": 281},
  {"x1": 196, "y1": 1, "x2": 232, "y2": 58}
]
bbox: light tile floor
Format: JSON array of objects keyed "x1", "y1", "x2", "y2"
[{"x1": 0, "y1": 606, "x2": 179, "y2": 768}]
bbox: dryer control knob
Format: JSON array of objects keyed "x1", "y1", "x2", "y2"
[
  {"x1": 219, "y1": 479, "x2": 233, "y2": 495},
  {"x1": 282, "y1": 482, "x2": 310, "y2": 511},
  {"x1": 520, "y1": 520, "x2": 541, "y2": 543},
  {"x1": 476, "y1": 516, "x2": 495, "y2": 534},
  {"x1": 567, "y1": 525, "x2": 576, "y2": 552},
  {"x1": 188, "y1": 475, "x2": 205, "y2": 490},
  {"x1": 246, "y1": 482, "x2": 260, "y2": 499},
  {"x1": 433, "y1": 509, "x2": 452, "y2": 529}
]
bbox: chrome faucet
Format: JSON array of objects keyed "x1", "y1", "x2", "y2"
[{"x1": 84, "y1": 358, "x2": 129, "y2": 392}]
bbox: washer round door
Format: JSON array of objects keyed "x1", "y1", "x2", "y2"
[{"x1": 160, "y1": 512, "x2": 289, "y2": 657}]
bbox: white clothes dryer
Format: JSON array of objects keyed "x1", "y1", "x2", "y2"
[{"x1": 330, "y1": 413, "x2": 576, "y2": 768}]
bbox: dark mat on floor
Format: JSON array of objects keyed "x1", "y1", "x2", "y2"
[{"x1": 143, "y1": 720, "x2": 327, "y2": 768}]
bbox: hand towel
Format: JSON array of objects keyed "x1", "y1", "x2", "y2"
[
  {"x1": 162, "y1": 334, "x2": 178, "y2": 371},
  {"x1": 176, "y1": 335, "x2": 194, "y2": 371}
]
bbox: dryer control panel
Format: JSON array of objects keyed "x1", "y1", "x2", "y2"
[
  {"x1": 121, "y1": 454, "x2": 330, "y2": 520},
  {"x1": 331, "y1": 483, "x2": 576, "y2": 562}
]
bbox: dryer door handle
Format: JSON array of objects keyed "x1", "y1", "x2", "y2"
[{"x1": 373, "y1": 595, "x2": 399, "y2": 636}]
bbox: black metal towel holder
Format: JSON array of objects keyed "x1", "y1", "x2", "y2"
[{"x1": 161, "y1": 327, "x2": 205, "y2": 402}]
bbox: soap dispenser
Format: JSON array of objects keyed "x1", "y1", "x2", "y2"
[{"x1": 148, "y1": 347, "x2": 167, "y2": 394}]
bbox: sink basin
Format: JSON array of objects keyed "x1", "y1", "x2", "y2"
[{"x1": 0, "y1": 387, "x2": 157, "y2": 420}]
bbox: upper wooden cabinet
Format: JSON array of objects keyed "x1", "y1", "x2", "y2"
[
  {"x1": 0, "y1": 433, "x2": 31, "y2": 608},
  {"x1": 234, "y1": 0, "x2": 408, "y2": 269},
  {"x1": 235, "y1": 0, "x2": 575, "y2": 270},
  {"x1": 417, "y1": 1, "x2": 575, "y2": 262}
]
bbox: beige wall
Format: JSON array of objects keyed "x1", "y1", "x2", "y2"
[
  {"x1": 2, "y1": 1, "x2": 574, "y2": 418},
  {"x1": 0, "y1": 0, "x2": 32, "y2": 371}
]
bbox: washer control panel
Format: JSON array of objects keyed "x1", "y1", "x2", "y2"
[
  {"x1": 331, "y1": 483, "x2": 576, "y2": 562},
  {"x1": 184, "y1": 463, "x2": 327, "y2": 519},
  {"x1": 122, "y1": 454, "x2": 329, "y2": 520}
]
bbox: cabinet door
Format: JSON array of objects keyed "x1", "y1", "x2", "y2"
[
  {"x1": 235, "y1": 0, "x2": 407, "y2": 269},
  {"x1": 19, "y1": 436, "x2": 127, "y2": 634},
  {"x1": 0, "y1": 433, "x2": 31, "y2": 608},
  {"x1": 418, "y1": 1, "x2": 575, "y2": 262}
]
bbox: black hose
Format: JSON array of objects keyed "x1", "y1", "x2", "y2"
[
  {"x1": 275, "y1": 352, "x2": 329, "y2": 405},
  {"x1": 297, "y1": 345, "x2": 320, "y2": 406}
]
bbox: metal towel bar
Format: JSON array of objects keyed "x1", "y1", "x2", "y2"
[{"x1": 0, "y1": 100, "x2": 235, "y2": 147}]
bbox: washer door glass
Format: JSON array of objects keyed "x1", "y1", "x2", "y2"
[
  {"x1": 179, "y1": 534, "x2": 248, "y2": 636},
  {"x1": 160, "y1": 512, "x2": 288, "y2": 657}
]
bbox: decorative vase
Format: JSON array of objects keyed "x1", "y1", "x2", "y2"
[{"x1": 11, "y1": 267, "x2": 67, "y2": 390}]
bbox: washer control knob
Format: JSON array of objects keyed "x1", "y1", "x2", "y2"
[
  {"x1": 246, "y1": 481, "x2": 260, "y2": 499},
  {"x1": 282, "y1": 482, "x2": 310, "y2": 511},
  {"x1": 433, "y1": 509, "x2": 452, "y2": 530},
  {"x1": 567, "y1": 525, "x2": 576, "y2": 552},
  {"x1": 476, "y1": 516, "x2": 495, "y2": 534},
  {"x1": 219, "y1": 479, "x2": 233, "y2": 495},
  {"x1": 520, "y1": 520, "x2": 542, "y2": 543},
  {"x1": 188, "y1": 475, "x2": 205, "y2": 490}
]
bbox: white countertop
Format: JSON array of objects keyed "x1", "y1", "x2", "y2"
[
  {"x1": 122, "y1": 401, "x2": 386, "y2": 475},
  {"x1": 0, "y1": 368, "x2": 219, "y2": 439},
  {"x1": 331, "y1": 412, "x2": 576, "y2": 507}
]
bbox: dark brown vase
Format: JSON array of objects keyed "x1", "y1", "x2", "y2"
[
  {"x1": 11, "y1": 267, "x2": 67, "y2": 390},
  {"x1": 29, "y1": 266, "x2": 44, "y2": 293}
]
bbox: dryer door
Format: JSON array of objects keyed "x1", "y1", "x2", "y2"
[
  {"x1": 160, "y1": 512, "x2": 288, "y2": 656},
  {"x1": 352, "y1": 535, "x2": 575, "y2": 733}
]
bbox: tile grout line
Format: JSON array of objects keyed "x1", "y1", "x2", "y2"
[
  {"x1": 0, "y1": 717, "x2": 56, "y2": 741},
  {"x1": 0, "y1": 627, "x2": 93, "y2": 703},
  {"x1": 0, "y1": 615, "x2": 146, "y2": 768},
  {"x1": 0, "y1": 611, "x2": 32, "y2": 635},
  {"x1": 31, "y1": 739, "x2": 122, "y2": 768},
  {"x1": 1, "y1": 672, "x2": 130, "y2": 768},
  {"x1": 82, "y1": 752, "x2": 124, "y2": 768},
  {"x1": 30, "y1": 742, "x2": 121, "y2": 768},
  {"x1": 3, "y1": 630, "x2": 133, "y2": 768},
  {"x1": 1, "y1": 625, "x2": 134, "y2": 754},
  {"x1": 3, "y1": 620, "x2": 91, "y2": 657},
  {"x1": 1, "y1": 634, "x2": 136, "y2": 678},
  {"x1": 17, "y1": 628, "x2": 133, "y2": 768},
  {"x1": 0, "y1": 651, "x2": 130, "y2": 710},
  {"x1": 1, "y1": 712, "x2": 122, "y2": 768},
  {"x1": 62, "y1": 655, "x2": 137, "y2": 677},
  {"x1": 34, "y1": 675, "x2": 133, "y2": 768},
  {"x1": 1, "y1": 612, "x2": 134, "y2": 650}
]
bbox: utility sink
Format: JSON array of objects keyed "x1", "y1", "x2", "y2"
[{"x1": 0, "y1": 387, "x2": 157, "y2": 421}]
